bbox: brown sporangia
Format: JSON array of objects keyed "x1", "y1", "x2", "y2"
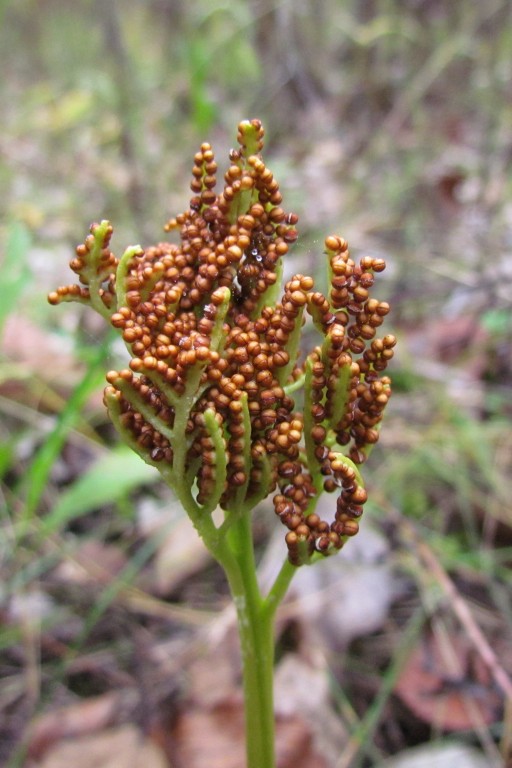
[{"x1": 49, "y1": 119, "x2": 395, "y2": 565}]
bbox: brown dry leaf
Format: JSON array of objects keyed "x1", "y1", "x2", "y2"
[
  {"x1": 168, "y1": 699, "x2": 245, "y2": 768},
  {"x1": 380, "y1": 742, "x2": 502, "y2": 768},
  {"x1": 275, "y1": 653, "x2": 347, "y2": 767},
  {"x1": 186, "y1": 642, "x2": 240, "y2": 709},
  {"x1": 2, "y1": 314, "x2": 81, "y2": 386},
  {"x1": 153, "y1": 515, "x2": 212, "y2": 595},
  {"x1": 275, "y1": 715, "x2": 330, "y2": 768},
  {"x1": 166, "y1": 651, "x2": 344, "y2": 768},
  {"x1": 395, "y1": 630, "x2": 503, "y2": 731},
  {"x1": 32, "y1": 725, "x2": 169, "y2": 768},
  {"x1": 53, "y1": 539, "x2": 128, "y2": 586},
  {"x1": 284, "y1": 519, "x2": 398, "y2": 647},
  {"x1": 169, "y1": 698, "x2": 330, "y2": 768},
  {"x1": 26, "y1": 691, "x2": 134, "y2": 761}
]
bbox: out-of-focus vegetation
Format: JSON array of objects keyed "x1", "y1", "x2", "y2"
[{"x1": 1, "y1": 1, "x2": 511, "y2": 766}]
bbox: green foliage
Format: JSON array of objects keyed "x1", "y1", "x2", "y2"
[
  {"x1": 40, "y1": 446, "x2": 159, "y2": 535},
  {"x1": 0, "y1": 222, "x2": 32, "y2": 334},
  {"x1": 19, "y1": 341, "x2": 110, "y2": 528}
]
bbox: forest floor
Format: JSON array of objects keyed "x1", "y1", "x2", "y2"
[{"x1": 1, "y1": 2, "x2": 512, "y2": 766}]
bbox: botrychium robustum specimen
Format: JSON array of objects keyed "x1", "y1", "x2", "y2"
[{"x1": 49, "y1": 119, "x2": 395, "y2": 768}]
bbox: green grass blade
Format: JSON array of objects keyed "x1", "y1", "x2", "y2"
[
  {"x1": 39, "y1": 445, "x2": 159, "y2": 536},
  {"x1": 0, "y1": 221, "x2": 32, "y2": 334},
  {"x1": 19, "y1": 338, "x2": 112, "y2": 533}
]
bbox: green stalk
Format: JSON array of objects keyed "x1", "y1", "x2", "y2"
[
  {"x1": 166, "y1": 408, "x2": 285, "y2": 767},
  {"x1": 222, "y1": 511, "x2": 278, "y2": 768},
  {"x1": 264, "y1": 557, "x2": 297, "y2": 621}
]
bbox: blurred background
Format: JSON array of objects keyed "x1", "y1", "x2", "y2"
[{"x1": 1, "y1": 1, "x2": 511, "y2": 766}]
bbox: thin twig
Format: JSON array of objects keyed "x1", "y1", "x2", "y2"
[{"x1": 398, "y1": 514, "x2": 512, "y2": 702}]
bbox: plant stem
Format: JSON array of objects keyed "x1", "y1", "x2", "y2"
[
  {"x1": 222, "y1": 511, "x2": 279, "y2": 768},
  {"x1": 264, "y1": 557, "x2": 297, "y2": 621}
]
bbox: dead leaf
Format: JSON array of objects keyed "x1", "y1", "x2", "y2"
[
  {"x1": 53, "y1": 540, "x2": 128, "y2": 586},
  {"x1": 168, "y1": 698, "x2": 330, "y2": 768},
  {"x1": 186, "y1": 643, "x2": 240, "y2": 709},
  {"x1": 165, "y1": 648, "x2": 345, "y2": 768},
  {"x1": 153, "y1": 515, "x2": 211, "y2": 595},
  {"x1": 379, "y1": 742, "x2": 502, "y2": 768},
  {"x1": 395, "y1": 630, "x2": 503, "y2": 731},
  {"x1": 168, "y1": 699, "x2": 245, "y2": 768},
  {"x1": 275, "y1": 653, "x2": 347, "y2": 767},
  {"x1": 2, "y1": 314, "x2": 81, "y2": 386},
  {"x1": 285, "y1": 519, "x2": 399, "y2": 647},
  {"x1": 32, "y1": 725, "x2": 169, "y2": 768},
  {"x1": 26, "y1": 692, "x2": 130, "y2": 761}
]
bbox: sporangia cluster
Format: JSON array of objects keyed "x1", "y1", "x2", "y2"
[{"x1": 49, "y1": 119, "x2": 395, "y2": 565}]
